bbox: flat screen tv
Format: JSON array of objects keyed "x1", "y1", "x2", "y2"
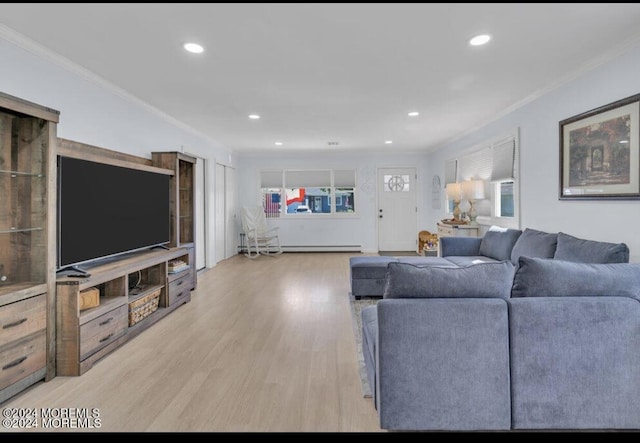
[{"x1": 57, "y1": 156, "x2": 171, "y2": 272}]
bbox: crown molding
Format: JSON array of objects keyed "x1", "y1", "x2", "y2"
[
  {"x1": 434, "y1": 31, "x2": 640, "y2": 153},
  {"x1": 0, "y1": 24, "x2": 225, "y2": 148}
]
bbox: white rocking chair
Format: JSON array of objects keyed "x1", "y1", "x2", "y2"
[{"x1": 241, "y1": 206, "x2": 283, "y2": 259}]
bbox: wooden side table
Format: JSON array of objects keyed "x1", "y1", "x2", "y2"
[{"x1": 437, "y1": 222, "x2": 480, "y2": 238}]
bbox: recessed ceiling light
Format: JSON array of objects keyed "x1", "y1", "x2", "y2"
[
  {"x1": 274, "y1": 141, "x2": 283, "y2": 146},
  {"x1": 183, "y1": 42, "x2": 204, "y2": 54},
  {"x1": 469, "y1": 34, "x2": 491, "y2": 46},
  {"x1": 248, "y1": 114, "x2": 261, "y2": 120},
  {"x1": 385, "y1": 140, "x2": 393, "y2": 144},
  {"x1": 408, "y1": 111, "x2": 419, "y2": 117}
]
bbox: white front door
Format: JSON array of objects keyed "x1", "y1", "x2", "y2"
[{"x1": 377, "y1": 167, "x2": 417, "y2": 251}]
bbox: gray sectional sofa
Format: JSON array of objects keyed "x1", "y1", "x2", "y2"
[
  {"x1": 349, "y1": 226, "x2": 630, "y2": 298},
  {"x1": 359, "y1": 228, "x2": 640, "y2": 431}
]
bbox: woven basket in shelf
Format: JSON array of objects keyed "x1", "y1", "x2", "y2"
[{"x1": 128, "y1": 288, "x2": 161, "y2": 326}]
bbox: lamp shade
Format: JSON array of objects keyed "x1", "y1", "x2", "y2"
[
  {"x1": 463, "y1": 179, "x2": 485, "y2": 200},
  {"x1": 445, "y1": 182, "x2": 463, "y2": 201}
]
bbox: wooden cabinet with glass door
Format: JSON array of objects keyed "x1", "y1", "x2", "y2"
[
  {"x1": 0, "y1": 92, "x2": 59, "y2": 402},
  {"x1": 151, "y1": 152, "x2": 197, "y2": 290}
]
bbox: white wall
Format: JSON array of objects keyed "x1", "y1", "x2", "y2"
[
  {"x1": 0, "y1": 33, "x2": 235, "y2": 267},
  {"x1": 424, "y1": 42, "x2": 640, "y2": 262},
  {"x1": 238, "y1": 152, "x2": 429, "y2": 253}
]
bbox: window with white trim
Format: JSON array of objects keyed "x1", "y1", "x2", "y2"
[
  {"x1": 334, "y1": 169, "x2": 356, "y2": 214},
  {"x1": 443, "y1": 129, "x2": 519, "y2": 228},
  {"x1": 259, "y1": 169, "x2": 356, "y2": 217},
  {"x1": 490, "y1": 136, "x2": 517, "y2": 222},
  {"x1": 260, "y1": 171, "x2": 283, "y2": 218}
]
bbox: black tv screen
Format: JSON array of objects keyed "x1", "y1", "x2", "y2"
[{"x1": 57, "y1": 156, "x2": 171, "y2": 269}]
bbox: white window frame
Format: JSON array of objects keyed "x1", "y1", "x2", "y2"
[
  {"x1": 486, "y1": 131, "x2": 520, "y2": 229},
  {"x1": 492, "y1": 179, "x2": 518, "y2": 228},
  {"x1": 258, "y1": 169, "x2": 357, "y2": 218}
]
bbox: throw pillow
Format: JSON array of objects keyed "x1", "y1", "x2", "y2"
[
  {"x1": 511, "y1": 256, "x2": 640, "y2": 298},
  {"x1": 478, "y1": 226, "x2": 522, "y2": 261},
  {"x1": 510, "y1": 228, "x2": 558, "y2": 265},
  {"x1": 383, "y1": 261, "x2": 515, "y2": 300},
  {"x1": 553, "y1": 232, "x2": 629, "y2": 263}
]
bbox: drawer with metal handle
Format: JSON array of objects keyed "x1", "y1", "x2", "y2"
[
  {"x1": 0, "y1": 293, "x2": 46, "y2": 345},
  {"x1": 167, "y1": 273, "x2": 193, "y2": 306},
  {"x1": 79, "y1": 304, "x2": 128, "y2": 360},
  {"x1": 0, "y1": 330, "x2": 46, "y2": 390}
]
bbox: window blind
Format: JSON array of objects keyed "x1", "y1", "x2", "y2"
[
  {"x1": 334, "y1": 170, "x2": 356, "y2": 187},
  {"x1": 490, "y1": 137, "x2": 516, "y2": 182},
  {"x1": 458, "y1": 146, "x2": 492, "y2": 181},
  {"x1": 284, "y1": 170, "x2": 331, "y2": 187},
  {"x1": 260, "y1": 170, "x2": 283, "y2": 188},
  {"x1": 444, "y1": 160, "x2": 457, "y2": 185}
]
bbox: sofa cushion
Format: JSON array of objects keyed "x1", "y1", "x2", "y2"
[
  {"x1": 444, "y1": 256, "x2": 501, "y2": 267},
  {"x1": 553, "y1": 232, "x2": 629, "y2": 263},
  {"x1": 383, "y1": 261, "x2": 515, "y2": 300},
  {"x1": 511, "y1": 256, "x2": 640, "y2": 299},
  {"x1": 478, "y1": 226, "x2": 523, "y2": 261},
  {"x1": 510, "y1": 228, "x2": 558, "y2": 265},
  {"x1": 396, "y1": 256, "x2": 457, "y2": 267}
]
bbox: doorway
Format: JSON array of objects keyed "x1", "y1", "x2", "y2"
[
  {"x1": 215, "y1": 162, "x2": 238, "y2": 263},
  {"x1": 377, "y1": 167, "x2": 417, "y2": 252}
]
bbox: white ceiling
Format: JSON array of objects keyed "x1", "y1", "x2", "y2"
[{"x1": 2, "y1": 3, "x2": 640, "y2": 154}]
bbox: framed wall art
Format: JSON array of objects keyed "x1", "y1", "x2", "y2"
[{"x1": 559, "y1": 93, "x2": 640, "y2": 200}]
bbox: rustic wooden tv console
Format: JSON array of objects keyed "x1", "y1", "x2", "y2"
[{"x1": 56, "y1": 246, "x2": 193, "y2": 376}]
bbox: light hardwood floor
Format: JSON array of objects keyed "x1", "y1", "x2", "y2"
[{"x1": 1, "y1": 253, "x2": 382, "y2": 432}]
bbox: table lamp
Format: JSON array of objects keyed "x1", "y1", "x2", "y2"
[{"x1": 463, "y1": 179, "x2": 485, "y2": 225}]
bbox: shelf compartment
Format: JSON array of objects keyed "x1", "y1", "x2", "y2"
[
  {"x1": 0, "y1": 283, "x2": 47, "y2": 302},
  {"x1": 128, "y1": 283, "x2": 164, "y2": 303},
  {"x1": 0, "y1": 105, "x2": 50, "y2": 308},
  {"x1": 128, "y1": 285, "x2": 162, "y2": 327},
  {"x1": 167, "y1": 267, "x2": 190, "y2": 278},
  {"x1": 78, "y1": 276, "x2": 127, "y2": 324}
]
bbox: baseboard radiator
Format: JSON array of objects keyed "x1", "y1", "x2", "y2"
[
  {"x1": 237, "y1": 233, "x2": 361, "y2": 253},
  {"x1": 281, "y1": 245, "x2": 362, "y2": 252}
]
